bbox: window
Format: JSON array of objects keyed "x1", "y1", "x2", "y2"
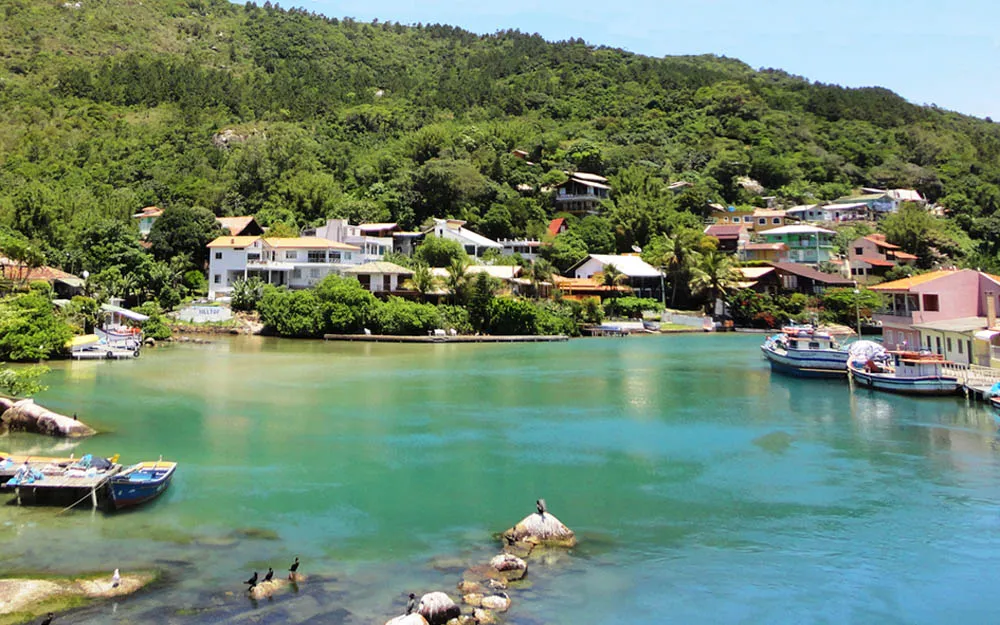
[
  {"x1": 308, "y1": 250, "x2": 326, "y2": 263},
  {"x1": 922, "y1": 294, "x2": 940, "y2": 312},
  {"x1": 744, "y1": 216, "x2": 752, "y2": 223},
  {"x1": 213, "y1": 274, "x2": 221, "y2": 284},
  {"x1": 214, "y1": 251, "x2": 222, "y2": 260},
  {"x1": 947, "y1": 337, "x2": 952, "y2": 352},
  {"x1": 927, "y1": 336, "x2": 932, "y2": 350},
  {"x1": 808, "y1": 341, "x2": 820, "y2": 349},
  {"x1": 958, "y1": 340, "x2": 963, "y2": 354},
  {"x1": 936, "y1": 336, "x2": 942, "y2": 354},
  {"x1": 329, "y1": 252, "x2": 341, "y2": 262},
  {"x1": 293, "y1": 268, "x2": 301, "y2": 278},
  {"x1": 758, "y1": 218, "x2": 766, "y2": 225},
  {"x1": 247, "y1": 252, "x2": 260, "y2": 261},
  {"x1": 357, "y1": 275, "x2": 371, "y2": 289},
  {"x1": 309, "y1": 268, "x2": 320, "y2": 278},
  {"x1": 854, "y1": 247, "x2": 863, "y2": 256},
  {"x1": 285, "y1": 251, "x2": 298, "y2": 260}
]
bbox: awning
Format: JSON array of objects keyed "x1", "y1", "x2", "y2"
[
  {"x1": 56, "y1": 277, "x2": 86, "y2": 288},
  {"x1": 974, "y1": 330, "x2": 1000, "y2": 341},
  {"x1": 101, "y1": 304, "x2": 149, "y2": 322}
]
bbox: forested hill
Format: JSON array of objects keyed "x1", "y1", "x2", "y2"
[{"x1": 3, "y1": 0, "x2": 1000, "y2": 268}]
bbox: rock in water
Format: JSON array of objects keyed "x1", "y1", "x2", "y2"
[
  {"x1": 417, "y1": 592, "x2": 461, "y2": 625},
  {"x1": 753, "y1": 430, "x2": 793, "y2": 454},
  {"x1": 473, "y1": 608, "x2": 497, "y2": 624},
  {"x1": 0, "y1": 397, "x2": 14, "y2": 413},
  {"x1": 385, "y1": 614, "x2": 430, "y2": 625},
  {"x1": 488, "y1": 554, "x2": 527, "y2": 581},
  {"x1": 1, "y1": 399, "x2": 96, "y2": 437},
  {"x1": 480, "y1": 593, "x2": 511, "y2": 612},
  {"x1": 501, "y1": 511, "x2": 576, "y2": 547}
]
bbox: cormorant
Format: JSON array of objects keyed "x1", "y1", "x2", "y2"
[
  {"x1": 288, "y1": 556, "x2": 300, "y2": 579},
  {"x1": 406, "y1": 592, "x2": 416, "y2": 615},
  {"x1": 244, "y1": 571, "x2": 258, "y2": 590},
  {"x1": 263, "y1": 567, "x2": 273, "y2": 583},
  {"x1": 40, "y1": 613, "x2": 54, "y2": 625},
  {"x1": 536, "y1": 498, "x2": 547, "y2": 516}
]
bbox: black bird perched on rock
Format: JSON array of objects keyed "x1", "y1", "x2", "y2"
[
  {"x1": 288, "y1": 556, "x2": 300, "y2": 579},
  {"x1": 536, "y1": 498, "x2": 547, "y2": 516},
  {"x1": 244, "y1": 571, "x2": 258, "y2": 590},
  {"x1": 406, "y1": 593, "x2": 416, "y2": 615},
  {"x1": 40, "y1": 613, "x2": 54, "y2": 625},
  {"x1": 263, "y1": 567, "x2": 273, "y2": 583}
]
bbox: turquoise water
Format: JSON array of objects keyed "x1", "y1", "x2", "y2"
[{"x1": 4, "y1": 334, "x2": 1000, "y2": 623}]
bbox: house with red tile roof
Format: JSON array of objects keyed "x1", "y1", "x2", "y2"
[
  {"x1": 216, "y1": 216, "x2": 264, "y2": 237},
  {"x1": 704, "y1": 224, "x2": 750, "y2": 253},
  {"x1": 847, "y1": 234, "x2": 918, "y2": 283}
]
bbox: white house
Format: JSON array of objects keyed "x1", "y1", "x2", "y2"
[
  {"x1": 498, "y1": 238, "x2": 541, "y2": 261},
  {"x1": 304, "y1": 219, "x2": 394, "y2": 263},
  {"x1": 429, "y1": 218, "x2": 502, "y2": 258},
  {"x1": 568, "y1": 254, "x2": 663, "y2": 300},
  {"x1": 343, "y1": 261, "x2": 413, "y2": 294},
  {"x1": 207, "y1": 236, "x2": 361, "y2": 299}
]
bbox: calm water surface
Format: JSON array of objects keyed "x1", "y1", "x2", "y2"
[{"x1": 4, "y1": 334, "x2": 1000, "y2": 624}]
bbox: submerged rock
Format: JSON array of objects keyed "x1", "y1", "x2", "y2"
[
  {"x1": 461, "y1": 592, "x2": 483, "y2": 607},
  {"x1": 753, "y1": 430, "x2": 794, "y2": 454},
  {"x1": 385, "y1": 614, "x2": 429, "y2": 625},
  {"x1": 501, "y1": 510, "x2": 576, "y2": 548},
  {"x1": 488, "y1": 553, "x2": 527, "y2": 581},
  {"x1": 479, "y1": 593, "x2": 511, "y2": 612},
  {"x1": 472, "y1": 608, "x2": 497, "y2": 624},
  {"x1": 418, "y1": 591, "x2": 461, "y2": 625},
  {"x1": 1, "y1": 399, "x2": 96, "y2": 437},
  {"x1": 249, "y1": 579, "x2": 285, "y2": 600}
]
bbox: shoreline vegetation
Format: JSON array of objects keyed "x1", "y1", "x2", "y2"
[{"x1": 0, "y1": 571, "x2": 157, "y2": 625}]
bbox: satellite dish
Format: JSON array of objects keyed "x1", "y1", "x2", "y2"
[{"x1": 631, "y1": 245, "x2": 642, "y2": 253}]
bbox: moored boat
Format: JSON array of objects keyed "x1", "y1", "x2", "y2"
[
  {"x1": 109, "y1": 459, "x2": 176, "y2": 510},
  {"x1": 848, "y1": 350, "x2": 960, "y2": 396},
  {"x1": 760, "y1": 325, "x2": 849, "y2": 378}
]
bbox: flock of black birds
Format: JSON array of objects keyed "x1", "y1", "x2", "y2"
[{"x1": 244, "y1": 556, "x2": 299, "y2": 591}]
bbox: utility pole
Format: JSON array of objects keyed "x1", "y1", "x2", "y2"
[{"x1": 853, "y1": 280, "x2": 862, "y2": 337}]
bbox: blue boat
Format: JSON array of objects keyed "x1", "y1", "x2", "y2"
[
  {"x1": 109, "y1": 460, "x2": 176, "y2": 510},
  {"x1": 760, "y1": 326, "x2": 849, "y2": 378}
]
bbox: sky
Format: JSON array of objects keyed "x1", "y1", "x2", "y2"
[{"x1": 285, "y1": 0, "x2": 1000, "y2": 120}]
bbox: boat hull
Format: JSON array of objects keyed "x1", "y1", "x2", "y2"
[
  {"x1": 109, "y1": 465, "x2": 175, "y2": 510},
  {"x1": 761, "y1": 345, "x2": 848, "y2": 378},
  {"x1": 849, "y1": 365, "x2": 960, "y2": 396}
]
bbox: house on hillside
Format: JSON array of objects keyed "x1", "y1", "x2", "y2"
[
  {"x1": 668, "y1": 181, "x2": 693, "y2": 194},
  {"x1": 133, "y1": 206, "x2": 163, "y2": 238},
  {"x1": 846, "y1": 234, "x2": 917, "y2": 283},
  {"x1": 428, "y1": 218, "x2": 502, "y2": 258},
  {"x1": 752, "y1": 209, "x2": 788, "y2": 232},
  {"x1": 785, "y1": 203, "x2": 868, "y2": 223},
  {"x1": 303, "y1": 219, "x2": 395, "y2": 263},
  {"x1": 554, "y1": 172, "x2": 610, "y2": 215},
  {"x1": 568, "y1": 254, "x2": 663, "y2": 300},
  {"x1": 871, "y1": 269, "x2": 1000, "y2": 353},
  {"x1": 498, "y1": 239, "x2": 541, "y2": 261},
  {"x1": 547, "y1": 218, "x2": 568, "y2": 237},
  {"x1": 216, "y1": 216, "x2": 264, "y2": 237},
  {"x1": 704, "y1": 224, "x2": 749, "y2": 254},
  {"x1": 740, "y1": 242, "x2": 789, "y2": 263},
  {"x1": 343, "y1": 261, "x2": 413, "y2": 295},
  {"x1": 765, "y1": 262, "x2": 854, "y2": 295},
  {"x1": 207, "y1": 236, "x2": 361, "y2": 299},
  {"x1": 706, "y1": 207, "x2": 754, "y2": 227},
  {"x1": 0, "y1": 257, "x2": 84, "y2": 298},
  {"x1": 759, "y1": 225, "x2": 836, "y2": 264}
]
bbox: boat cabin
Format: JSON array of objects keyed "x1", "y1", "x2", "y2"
[
  {"x1": 890, "y1": 351, "x2": 947, "y2": 377},
  {"x1": 782, "y1": 327, "x2": 839, "y2": 351}
]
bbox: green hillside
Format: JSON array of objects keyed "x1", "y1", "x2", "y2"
[{"x1": 2, "y1": 0, "x2": 1000, "y2": 269}]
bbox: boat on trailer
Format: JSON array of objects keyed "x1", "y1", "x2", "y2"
[
  {"x1": 760, "y1": 325, "x2": 850, "y2": 378},
  {"x1": 848, "y1": 351, "x2": 960, "y2": 396},
  {"x1": 109, "y1": 459, "x2": 176, "y2": 510}
]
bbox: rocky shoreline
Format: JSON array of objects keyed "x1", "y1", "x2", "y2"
[{"x1": 0, "y1": 571, "x2": 156, "y2": 625}]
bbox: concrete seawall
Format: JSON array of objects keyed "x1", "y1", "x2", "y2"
[{"x1": 323, "y1": 334, "x2": 569, "y2": 343}]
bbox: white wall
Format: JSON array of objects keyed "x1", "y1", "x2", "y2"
[
  {"x1": 918, "y1": 329, "x2": 974, "y2": 365},
  {"x1": 573, "y1": 258, "x2": 606, "y2": 280},
  {"x1": 208, "y1": 246, "x2": 250, "y2": 298}
]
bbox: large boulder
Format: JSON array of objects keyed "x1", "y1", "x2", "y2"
[
  {"x1": 0, "y1": 396, "x2": 15, "y2": 413},
  {"x1": 488, "y1": 553, "x2": 527, "y2": 581},
  {"x1": 417, "y1": 592, "x2": 461, "y2": 625},
  {"x1": 1, "y1": 400, "x2": 96, "y2": 437},
  {"x1": 385, "y1": 614, "x2": 429, "y2": 625},
  {"x1": 501, "y1": 511, "x2": 576, "y2": 548}
]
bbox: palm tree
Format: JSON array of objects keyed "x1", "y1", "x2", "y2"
[
  {"x1": 403, "y1": 264, "x2": 440, "y2": 302},
  {"x1": 689, "y1": 250, "x2": 740, "y2": 314},
  {"x1": 527, "y1": 258, "x2": 554, "y2": 299},
  {"x1": 444, "y1": 256, "x2": 470, "y2": 305},
  {"x1": 657, "y1": 229, "x2": 702, "y2": 307},
  {"x1": 601, "y1": 263, "x2": 628, "y2": 289}
]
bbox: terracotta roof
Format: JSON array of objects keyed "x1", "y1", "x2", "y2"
[
  {"x1": 856, "y1": 256, "x2": 896, "y2": 268},
  {"x1": 551, "y1": 276, "x2": 630, "y2": 293},
  {"x1": 132, "y1": 206, "x2": 163, "y2": 218},
  {"x1": 547, "y1": 218, "x2": 566, "y2": 237},
  {"x1": 893, "y1": 251, "x2": 918, "y2": 260},
  {"x1": 704, "y1": 224, "x2": 744, "y2": 239},
  {"x1": 264, "y1": 237, "x2": 360, "y2": 251},
  {"x1": 768, "y1": 262, "x2": 854, "y2": 285},
  {"x1": 752, "y1": 209, "x2": 786, "y2": 217},
  {"x1": 0, "y1": 258, "x2": 77, "y2": 283},
  {"x1": 869, "y1": 269, "x2": 958, "y2": 291},
  {"x1": 216, "y1": 216, "x2": 257, "y2": 235},
  {"x1": 736, "y1": 267, "x2": 775, "y2": 279},
  {"x1": 344, "y1": 261, "x2": 413, "y2": 275},
  {"x1": 207, "y1": 236, "x2": 260, "y2": 248},
  {"x1": 864, "y1": 235, "x2": 900, "y2": 250}
]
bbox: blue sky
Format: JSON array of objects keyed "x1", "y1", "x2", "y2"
[{"x1": 287, "y1": 0, "x2": 1000, "y2": 119}]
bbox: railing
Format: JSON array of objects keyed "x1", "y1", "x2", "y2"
[{"x1": 941, "y1": 362, "x2": 1000, "y2": 389}]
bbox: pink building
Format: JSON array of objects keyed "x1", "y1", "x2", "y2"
[{"x1": 871, "y1": 269, "x2": 1000, "y2": 349}]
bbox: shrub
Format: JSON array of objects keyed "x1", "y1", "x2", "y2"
[
  {"x1": 258, "y1": 287, "x2": 325, "y2": 337},
  {"x1": 438, "y1": 305, "x2": 473, "y2": 334},
  {"x1": 230, "y1": 276, "x2": 265, "y2": 312},
  {"x1": 604, "y1": 296, "x2": 661, "y2": 319},
  {"x1": 487, "y1": 298, "x2": 538, "y2": 335},
  {"x1": 0, "y1": 291, "x2": 74, "y2": 361},
  {"x1": 374, "y1": 297, "x2": 441, "y2": 335},
  {"x1": 134, "y1": 301, "x2": 172, "y2": 340}
]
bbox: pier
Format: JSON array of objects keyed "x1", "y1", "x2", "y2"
[
  {"x1": 0, "y1": 457, "x2": 123, "y2": 509},
  {"x1": 323, "y1": 334, "x2": 568, "y2": 343},
  {"x1": 941, "y1": 362, "x2": 1000, "y2": 400}
]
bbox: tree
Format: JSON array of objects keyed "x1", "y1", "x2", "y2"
[
  {"x1": 403, "y1": 264, "x2": 440, "y2": 302},
  {"x1": 0, "y1": 291, "x2": 74, "y2": 361},
  {"x1": 65, "y1": 295, "x2": 102, "y2": 333},
  {"x1": 0, "y1": 232, "x2": 44, "y2": 286},
  {"x1": 646, "y1": 228, "x2": 703, "y2": 307},
  {"x1": 601, "y1": 263, "x2": 627, "y2": 288},
  {"x1": 231, "y1": 276, "x2": 265, "y2": 312},
  {"x1": 540, "y1": 232, "x2": 588, "y2": 274},
  {"x1": 689, "y1": 250, "x2": 740, "y2": 314},
  {"x1": 413, "y1": 235, "x2": 469, "y2": 267},
  {"x1": 445, "y1": 256, "x2": 470, "y2": 305},
  {"x1": 526, "y1": 258, "x2": 554, "y2": 299},
  {"x1": 147, "y1": 206, "x2": 223, "y2": 266},
  {"x1": 487, "y1": 298, "x2": 538, "y2": 335},
  {"x1": 0, "y1": 364, "x2": 49, "y2": 398},
  {"x1": 820, "y1": 287, "x2": 884, "y2": 326},
  {"x1": 74, "y1": 219, "x2": 148, "y2": 274},
  {"x1": 467, "y1": 271, "x2": 496, "y2": 332},
  {"x1": 313, "y1": 275, "x2": 380, "y2": 333}
]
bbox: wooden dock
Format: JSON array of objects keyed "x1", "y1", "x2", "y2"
[
  {"x1": 1, "y1": 459, "x2": 122, "y2": 508},
  {"x1": 941, "y1": 362, "x2": 1000, "y2": 401},
  {"x1": 323, "y1": 334, "x2": 568, "y2": 343}
]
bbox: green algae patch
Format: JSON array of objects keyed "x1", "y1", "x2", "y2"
[
  {"x1": 231, "y1": 527, "x2": 280, "y2": 540},
  {"x1": 0, "y1": 570, "x2": 158, "y2": 625}
]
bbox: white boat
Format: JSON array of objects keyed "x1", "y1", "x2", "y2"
[
  {"x1": 848, "y1": 351, "x2": 959, "y2": 396},
  {"x1": 69, "y1": 335, "x2": 140, "y2": 360},
  {"x1": 760, "y1": 325, "x2": 849, "y2": 378}
]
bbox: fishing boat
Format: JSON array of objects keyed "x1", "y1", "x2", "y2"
[
  {"x1": 108, "y1": 459, "x2": 176, "y2": 510},
  {"x1": 848, "y1": 350, "x2": 960, "y2": 396},
  {"x1": 760, "y1": 325, "x2": 850, "y2": 378}
]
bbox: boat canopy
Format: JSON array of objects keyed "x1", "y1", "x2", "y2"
[{"x1": 100, "y1": 304, "x2": 149, "y2": 322}]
